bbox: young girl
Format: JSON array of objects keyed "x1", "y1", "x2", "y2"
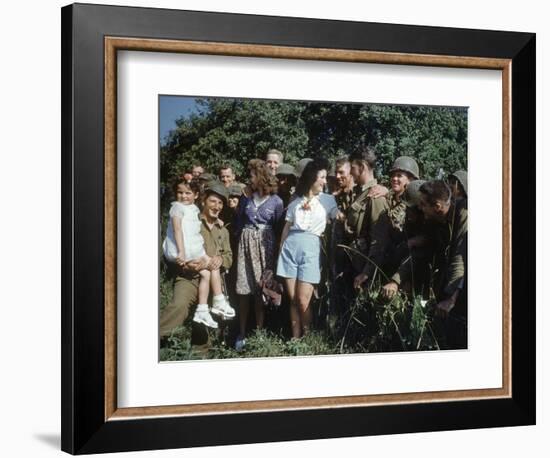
[{"x1": 163, "y1": 179, "x2": 235, "y2": 328}]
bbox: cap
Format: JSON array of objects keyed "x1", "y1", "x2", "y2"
[
  {"x1": 294, "y1": 158, "x2": 313, "y2": 177},
  {"x1": 227, "y1": 183, "x2": 243, "y2": 197},
  {"x1": 276, "y1": 163, "x2": 295, "y2": 176}
]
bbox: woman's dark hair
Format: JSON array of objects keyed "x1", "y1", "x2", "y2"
[
  {"x1": 295, "y1": 157, "x2": 330, "y2": 197},
  {"x1": 248, "y1": 159, "x2": 278, "y2": 194},
  {"x1": 171, "y1": 177, "x2": 200, "y2": 198}
]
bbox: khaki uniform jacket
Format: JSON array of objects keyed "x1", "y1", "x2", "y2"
[
  {"x1": 433, "y1": 199, "x2": 467, "y2": 297},
  {"x1": 344, "y1": 179, "x2": 390, "y2": 278}
]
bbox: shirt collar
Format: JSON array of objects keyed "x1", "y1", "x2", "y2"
[
  {"x1": 360, "y1": 178, "x2": 378, "y2": 192},
  {"x1": 200, "y1": 214, "x2": 224, "y2": 228}
]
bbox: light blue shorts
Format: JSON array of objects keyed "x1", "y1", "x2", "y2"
[{"x1": 277, "y1": 231, "x2": 321, "y2": 284}]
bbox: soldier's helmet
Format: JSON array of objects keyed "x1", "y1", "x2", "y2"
[
  {"x1": 390, "y1": 156, "x2": 420, "y2": 180},
  {"x1": 293, "y1": 158, "x2": 314, "y2": 178},
  {"x1": 448, "y1": 170, "x2": 468, "y2": 197},
  {"x1": 402, "y1": 179, "x2": 427, "y2": 208}
]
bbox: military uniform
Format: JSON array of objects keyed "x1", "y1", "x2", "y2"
[
  {"x1": 343, "y1": 179, "x2": 390, "y2": 279},
  {"x1": 160, "y1": 215, "x2": 233, "y2": 337}
]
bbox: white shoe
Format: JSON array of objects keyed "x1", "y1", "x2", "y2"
[
  {"x1": 211, "y1": 298, "x2": 236, "y2": 319},
  {"x1": 193, "y1": 305, "x2": 218, "y2": 329}
]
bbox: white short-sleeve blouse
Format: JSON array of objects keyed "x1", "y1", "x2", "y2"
[{"x1": 285, "y1": 193, "x2": 338, "y2": 236}]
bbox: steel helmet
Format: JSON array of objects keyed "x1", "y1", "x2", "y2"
[
  {"x1": 448, "y1": 170, "x2": 468, "y2": 197},
  {"x1": 402, "y1": 179, "x2": 426, "y2": 208},
  {"x1": 390, "y1": 156, "x2": 420, "y2": 180}
]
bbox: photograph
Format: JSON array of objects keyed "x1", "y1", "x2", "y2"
[{"x1": 158, "y1": 95, "x2": 468, "y2": 361}]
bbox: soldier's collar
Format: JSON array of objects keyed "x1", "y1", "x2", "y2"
[
  {"x1": 360, "y1": 178, "x2": 378, "y2": 192},
  {"x1": 200, "y1": 214, "x2": 224, "y2": 228}
]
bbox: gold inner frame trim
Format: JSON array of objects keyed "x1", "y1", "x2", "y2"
[{"x1": 104, "y1": 36, "x2": 512, "y2": 421}]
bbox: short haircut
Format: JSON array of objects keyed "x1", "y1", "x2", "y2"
[
  {"x1": 265, "y1": 148, "x2": 284, "y2": 163},
  {"x1": 219, "y1": 164, "x2": 234, "y2": 174},
  {"x1": 335, "y1": 156, "x2": 350, "y2": 169},
  {"x1": 349, "y1": 146, "x2": 376, "y2": 170},
  {"x1": 295, "y1": 157, "x2": 330, "y2": 197},
  {"x1": 171, "y1": 177, "x2": 200, "y2": 197},
  {"x1": 419, "y1": 180, "x2": 451, "y2": 206},
  {"x1": 248, "y1": 159, "x2": 278, "y2": 195},
  {"x1": 191, "y1": 164, "x2": 204, "y2": 171}
]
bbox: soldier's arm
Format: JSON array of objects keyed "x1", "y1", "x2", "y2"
[
  {"x1": 443, "y1": 207, "x2": 467, "y2": 297},
  {"x1": 363, "y1": 197, "x2": 390, "y2": 278}
]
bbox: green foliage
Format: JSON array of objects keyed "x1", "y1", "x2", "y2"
[{"x1": 161, "y1": 97, "x2": 467, "y2": 192}]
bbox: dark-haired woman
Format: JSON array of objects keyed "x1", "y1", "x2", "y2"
[
  {"x1": 276, "y1": 158, "x2": 339, "y2": 338},
  {"x1": 234, "y1": 159, "x2": 284, "y2": 350}
]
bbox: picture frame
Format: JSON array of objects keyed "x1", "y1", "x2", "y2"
[{"x1": 61, "y1": 3, "x2": 535, "y2": 454}]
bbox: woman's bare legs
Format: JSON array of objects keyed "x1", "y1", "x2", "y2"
[
  {"x1": 285, "y1": 278, "x2": 301, "y2": 338},
  {"x1": 285, "y1": 278, "x2": 314, "y2": 338},
  {"x1": 296, "y1": 280, "x2": 314, "y2": 335}
]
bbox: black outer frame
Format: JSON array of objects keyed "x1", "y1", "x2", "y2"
[{"x1": 61, "y1": 3, "x2": 535, "y2": 454}]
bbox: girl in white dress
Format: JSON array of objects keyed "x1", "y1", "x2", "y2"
[{"x1": 163, "y1": 180, "x2": 235, "y2": 328}]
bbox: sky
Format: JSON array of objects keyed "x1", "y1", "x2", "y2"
[{"x1": 159, "y1": 96, "x2": 201, "y2": 145}]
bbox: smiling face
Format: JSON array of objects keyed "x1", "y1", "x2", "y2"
[
  {"x1": 390, "y1": 170, "x2": 411, "y2": 196},
  {"x1": 335, "y1": 162, "x2": 352, "y2": 189},
  {"x1": 265, "y1": 153, "x2": 281, "y2": 175},
  {"x1": 311, "y1": 170, "x2": 327, "y2": 195},
  {"x1": 191, "y1": 166, "x2": 204, "y2": 178},
  {"x1": 219, "y1": 167, "x2": 235, "y2": 187},
  {"x1": 202, "y1": 193, "x2": 224, "y2": 220},
  {"x1": 175, "y1": 183, "x2": 197, "y2": 205}
]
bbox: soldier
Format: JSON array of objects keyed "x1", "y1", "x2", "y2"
[
  {"x1": 219, "y1": 164, "x2": 237, "y2": 188},
  {"x1": 275, "y1": 163, "x2": 296, "y2": 208},
  {"x1": 265, "y1": 148, "x2": 284, "y2": 175},
  {"x1": 419, "y1": 180, "x2": 467, "y2": 349},
  {"x1": 333, "y1": 156, "x2": 355, "y2": 213},
  {"x1": 159, "y1": 181, "x2": 233, "y2": 350},
  {"x1": 191, "y1": 164, "x2": 205, "y2": 179},
  {"x1": 227, "y1": 183, "x2": 243, "y2": 211},
  {"x1": 385, "y1": 156, "x2": 420, "y2": 273},
  {"x1": 197, "y1": 173, "x2": 218, "y2": 200},
  {"x1": 448, "y1": 170, "x2": 468, "y2": 202},
  {"x1": 381, "y1": 179, "x2": 428, "y2": 299},
  {"x1": 345, "y1": 147, "x2": 391, "y2": 289}
]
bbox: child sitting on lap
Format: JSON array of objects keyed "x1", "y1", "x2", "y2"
[{"x1": 163, "y1": 179, "x2": 235, "y2": 328}]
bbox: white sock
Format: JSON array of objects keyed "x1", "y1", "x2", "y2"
[
  {"x1": 195, "y1": 303, "x2": 209, "y2": 312},
  {"x1": 213, "y1": 294, "x2": 225, "y2": 303}
]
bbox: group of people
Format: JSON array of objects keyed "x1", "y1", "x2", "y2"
[{"x1": 160, "y1": 147, "x2": 468, "y2": 352}]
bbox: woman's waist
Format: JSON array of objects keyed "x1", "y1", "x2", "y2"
[{"x1": 243, "y1": 223, "x2": 273, "y2": 230}]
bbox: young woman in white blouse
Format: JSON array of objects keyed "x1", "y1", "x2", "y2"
[{"x1": 277, "y1": 158, "x2": 339, "y2": 338}]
